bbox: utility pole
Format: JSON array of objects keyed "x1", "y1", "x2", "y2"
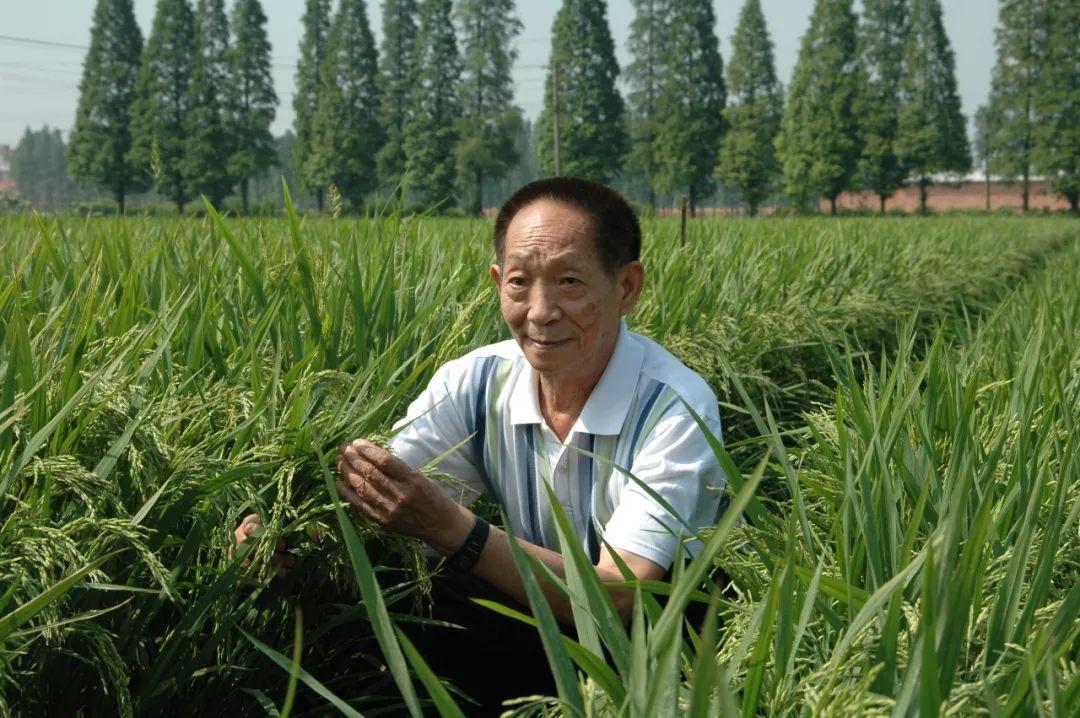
[
  {"x1": 553, "y1": 61, "x2": 561, "y2": 176},
  {"x1": 679, "y1": 194, "x2": 688, "y2": 246}
]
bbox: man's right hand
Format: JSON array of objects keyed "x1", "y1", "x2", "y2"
[{"x1": 233, "y1": 514, "x2": 296, "y2": 574}]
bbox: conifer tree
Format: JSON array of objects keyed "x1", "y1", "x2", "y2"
[
  {"x1": 626, "y1": 0, "x2": 672, "y2": 209},
  {"x1": 183, "y1": 0, "x2": 234, "y2": 208},
  {"x1": 228, "y1": 0, "x2": 277, "y2": 214},
  {"x1": 986, "y1": 0, "x2": 1048, "y2": 212},
  {"x1": 651, "y1": 0, "x2": 725, "y2": 213},
  {"x1": 293, "y1": 0, "x2": 333, "y2": 209},
  {"x1": 775, "y1": 0, "x2": 861, "y2": 214},
  {"x1": 715, "y1": 0, "x2": 782, "y2": 216},
  {"x1": 895, "y1": 0, "x2": 970, "y2": 214},
  {"x1": 455, "y1": 0, "x2": 524, "y2": 215},
  {"x1": 536, "y1": 0, "x2": 626, "y2": 182},
  {"x1": 377, "y1": 0, "x2": 419, "y2": 197},
  {"x1": 306, "y1": 0, "x2": 383, "y2": 209},
  {"x1": 14, "y1": 127, "x2": 84, "y2": 210},
  {"x1": 403, "y1": 0, "x2": 462, "y2": 208},
  {"x1": 68, "y1": 0, "x2": 146, "y2": 213},
  {"x1": 855, "y1": 0, "x2": 908, "y2": 213},
  {"x1": 1033, "y1": 0, "x2": 1080, "y2": 213},
  {"x1": 129, "y1": 0, "x2": 197, "y2": 213}
]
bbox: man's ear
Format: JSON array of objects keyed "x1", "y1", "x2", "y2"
[
  {"x1": 617, "y1": 261, "x2": 644, "y2": 315},
  {"x1": 490, "y1": 263, "x2": 502, "y2": 288}
]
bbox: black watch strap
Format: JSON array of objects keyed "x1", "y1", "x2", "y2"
[{"x1": 445, "y1": 516, "x2": 490, "y2": 573}]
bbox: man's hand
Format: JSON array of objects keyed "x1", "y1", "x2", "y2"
[
  {"x1": 232, "y1": 513, "x2": 296, "y2": 574},
  {"x1": 334, "y1": 439, "x2": 473, "y2": 555}
]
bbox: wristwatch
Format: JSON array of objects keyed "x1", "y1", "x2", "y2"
[{"x1": 445, "y1": 515, "x2": 490, "y2": 573}]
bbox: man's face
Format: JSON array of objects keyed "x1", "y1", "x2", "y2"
[{"x1": 491, "y1": 199, "x2": 643, "y2": 380}]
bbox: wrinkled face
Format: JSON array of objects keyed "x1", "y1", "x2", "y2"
[{"x1": 491, "y1": 199, "x2": 643, "y2": 381}]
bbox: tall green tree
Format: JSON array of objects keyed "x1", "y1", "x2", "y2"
[
  {"x1": 715, "y1": 0, "x2": 782, "y2": 216},
  {"x1": 986, "y1": 0, "x2": 1048, "y2": 212},
  {"x1": 651, "y1": 0, "x2": 725, "y2": 213},
  {"x1": 377, "y1": 0, "x2": 419, "y2": 197},
  {"x1": 68, "y1": 0, "x2": 146, "y2": 213},
  {"x1": 293, "y1": 0, "x2": 333, "y2": 209},
  {"x1": 228, "y1": 0, "x2": 277, "y2": 214},
  {"x1": 1032, "y1": 0, "x2": 1078, "y2": 213},
  {"x1": 775, "y1": 0, "x2": 861, "y2": 214},
  {"x1": 129, "y1": 0, "x2": 197, "y2": 212},
  {"x1": 895, "y1": 0, "x2": 970, "y2": 214},
  {"x1": 306, "y1": 0, "x2": 383, "y2": 209},
  {"x1": 855, "y1": 0, "x2": 908, "y2": 213},
  {"x1": 536, "y1": 0, "x2": 626, "y2": 182},
  {"x1": 183, "y1": 0, "x2": 234, "y2": 208},
  {"x1": 13, "y1": 127, "x2": 85, "y2": 210},
  {"x1": 625, "y1": 0, "x2": 672, "y2": 210},
  {"x1": 403, "y1": 0, "x2": 463, "y2": 208},
  {"x1": 454, "y1": 0, "x2": 524, "y2": 215}
]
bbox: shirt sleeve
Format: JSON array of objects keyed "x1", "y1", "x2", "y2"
[
  {"x1": 600, "y1": 405, "x2": 726, "y2": 569},
  {"x1": 387, "y1": 358, "x2": 487, "y2": 508}
]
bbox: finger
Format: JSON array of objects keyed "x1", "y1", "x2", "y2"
[
  {"x1": 342, "y1": 464, "x2": 398, "y2": 510},
  {"x1": 352, "y1": 439, "x2": 414, "y2": 480},
  {"x1": 336, "y1": 480, "x2": 383, "y2": 522},
  {"x1": 341, "y1": 450, "x2": 398, "y2": 497}
]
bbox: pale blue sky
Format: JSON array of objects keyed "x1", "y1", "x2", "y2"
[{"x1": 1, "y1": 0, "x2": 998, "y2": 147}]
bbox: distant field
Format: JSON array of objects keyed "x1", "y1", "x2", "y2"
[{"x1": 1, "y1": 213, "x2": 1077, "y2": 716}]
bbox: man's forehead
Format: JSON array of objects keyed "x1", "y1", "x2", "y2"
[{"x1": 504, "y1": 199, "x2": 596, "y2": 252}]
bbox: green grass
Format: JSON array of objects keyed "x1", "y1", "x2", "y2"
[{"x1": 0, "y1": 209, "x2": 1076, "y2": 716}]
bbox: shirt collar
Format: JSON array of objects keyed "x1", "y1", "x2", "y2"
[{"x1": 508, "y1": 320, "x2": 645, "y2": 436}]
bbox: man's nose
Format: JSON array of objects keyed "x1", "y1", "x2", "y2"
[{"x1": 526, "y1": 284, "x2": 562, "y2": 324}]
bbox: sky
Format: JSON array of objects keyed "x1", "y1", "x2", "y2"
[{"x1": 0, "y1": 0, "x2": 1000, "y2": 148}]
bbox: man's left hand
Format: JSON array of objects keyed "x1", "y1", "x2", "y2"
[{"x1": 335, "y1": 439, "x2": 472, "y2": 553}]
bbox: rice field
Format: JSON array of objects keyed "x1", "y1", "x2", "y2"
[{"x1": 0, "y1": 206, "x2": 1077, "y2": 716}]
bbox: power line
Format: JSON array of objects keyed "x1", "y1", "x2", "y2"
[
  {"x1": 0, "y1": 34, "x2": 87, "y2": 51},
  {"x1": 0, "y1": 34, "x2": 299, "y2": 66}
]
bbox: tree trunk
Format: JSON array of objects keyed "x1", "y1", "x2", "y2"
[
  {"x1": 879, "y1": 194, "x2": 886, "y2": 215},
  {"x1": 985, "y1": 174, "x2": 991, "y2": 211},
  {"x1": 176, "y1": 199, "x2": 185, "y2": 215},
  {"x1": 1022, "y1": 168, "x2": 1029, "y2": 213},
  {"x1": 115, "y1": 191, "x2": 125, "y2": 215},
  {"x1": 829, "y1": 195, "x2": 837, "y2": 216},
  {"x1": 472, "y1": 169, "x2": 483, "y2": 216},
  {"x1": 316, "y1": 186, "x2": 324, "y2": 212},
  {"x1": 1069, "y1": 193, "x2": 1079, "y2": 215},
  {"x1": 241, "y1": 180, "x2": 250, "y2": 215},
  {"x1": 748, "y1": 198, "x2": 758, "y2": 217},
  {"x1": 688, "y1": 186, "x2": 697, "y2": 218},
  {"x1": 919, "y1": 177, "x2": 929, "y2": 215},
  {"x1": 648, "y1": 187, "x2": 656, "y2": 213}
]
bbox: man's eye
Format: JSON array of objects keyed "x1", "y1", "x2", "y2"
[
  {"x1": 559, "y1": 277, "x2": 581, "y2": 286},
  {"x1": 508, "y1": 277, "x2": 527, "y2": 287}
]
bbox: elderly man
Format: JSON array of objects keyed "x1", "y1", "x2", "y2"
[{"x1": 236, "y1": 176, "x2": 725, "y2": 712}]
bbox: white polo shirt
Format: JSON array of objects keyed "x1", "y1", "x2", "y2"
[{"x1": 389, "y1": 321, "x2": 726, "y2": 569}]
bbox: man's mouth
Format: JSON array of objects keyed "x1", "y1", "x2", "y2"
[{"x1": 526, "y1": 337, "x2": 570, "y2": 348}]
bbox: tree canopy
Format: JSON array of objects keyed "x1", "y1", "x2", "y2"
[
  {"x1": 68, "y1": 0, "x2": 146, "y2": 212},
  {"x1": 775, "y1": 0, "x2": 862, "y2": 214},
  {"x1": 536, "y1": 0, "x2": 626, "y2": 183}
]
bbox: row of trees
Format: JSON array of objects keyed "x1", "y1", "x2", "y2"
[
  {"x1": 61, "y1": 0, "x2": 1080, "y2": 215},
  {"x1": 290, "y1": 0, "x2": 523, "y2": 213},
  {"x1": 68, "y1": 0, "x2": 525, "y2": 214},
  {"x1": 976, "y1": 0, "x2": 1079, "y2": 213},
  {"x1": 69, "y1": 0, "x2": 276, "y2": 213},
  {"x1": 542, "y1": 0, "x2": 973, "y2": 215}
]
